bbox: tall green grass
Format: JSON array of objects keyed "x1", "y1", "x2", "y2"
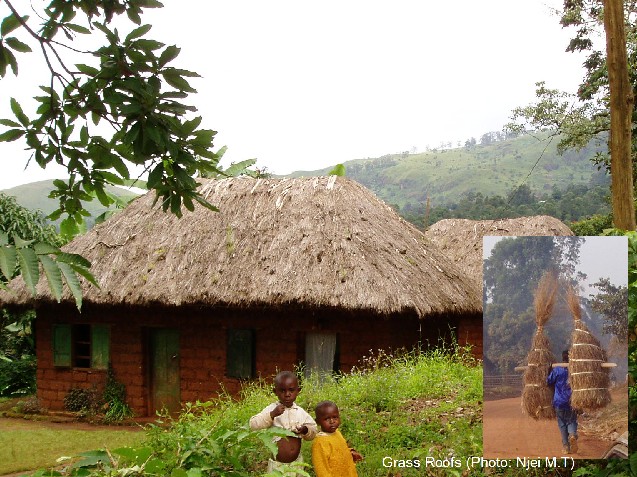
[
  {"x1": 142, "y1": 347, "x2": 483, "y2": 477},
  {"x1": 20, "y1": 348, "x2": 482, "y2": 476}
]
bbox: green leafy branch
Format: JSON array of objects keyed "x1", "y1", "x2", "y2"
[
  {"x1": 0, "y1": 0, "x2": 258, "y2": 305},
  {"x1": 0, "y1": 231, "x2": 97, "y2": 309},
  {"x1": 0, "y1": 0, "x2": 224, "y2": 238}
]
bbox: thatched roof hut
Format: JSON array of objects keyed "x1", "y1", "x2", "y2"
[
  {"x1": 1, "y1": 176, "x2": 480, "y2": 315},
  {"x1": 0, "y1": 177, "x2": 484, "y2": 416},
  {"x1": 424, "y1": 216, "x2": 574, "y2": 281}
]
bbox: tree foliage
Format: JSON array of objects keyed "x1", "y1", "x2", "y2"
[
  {"x1": 0, "y1": 193, "x2": 63, "y2": 250},
  {"x1": 0, "y1": 0, "x2": 223, "y2": 225},
  {"x1": 0, "y1": 193, "x2": 94, "y2": 309},
  {"x1": 506, "y1": 2, "x2": 637, "y2": 177},
  {"x1": 401, "y1": 182, "x2": 612, "y2": 230},
  {"x1": 0, "y1": 195, "x2": 60, "y2": 393},
  {"x1": 0, "y1": 0, "x2": 240, "y2": 305},
  {"x1": 590, "y1": 277, "x2": 629, "y2": 341},
  {"x1": 483, "y1": 236, "x2": 585, "y2": 308}
]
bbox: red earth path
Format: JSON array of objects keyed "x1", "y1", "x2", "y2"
[{"x1": 483, "y1": 397, "x2": 610, "y2": 459}]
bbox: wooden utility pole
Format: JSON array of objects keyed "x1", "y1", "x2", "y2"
[{"x1": 604, "y1": 0, "x2": 636, "y2": 230}]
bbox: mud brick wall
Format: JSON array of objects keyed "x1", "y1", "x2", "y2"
[
  {"x1": 35, "y1": 304, "x2": 481, "y2": 416},
  {"x1": 456, "y1": 316, "x2": 483, "y2": 359},
  {"x1": 35, "y1": 305, "x2": 149, "y2": 415}
]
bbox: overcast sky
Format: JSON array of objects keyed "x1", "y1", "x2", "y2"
[{"x1": 0, "y1": 0, "x2": 589, "y2": 190}]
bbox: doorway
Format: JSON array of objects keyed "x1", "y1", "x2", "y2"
[{"x1": 148, "y1": 328, "x2": 180, "y2": 414}]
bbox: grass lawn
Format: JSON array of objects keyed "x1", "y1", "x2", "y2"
[{"x1": 0, "y1": 418, "x2": 144, "y2": 475}]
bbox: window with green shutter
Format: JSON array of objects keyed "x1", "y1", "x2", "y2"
[
  {"x1": 53, "y1": 324, "x2": 72, "y2": 367},
  {"x1": 51, "y1": 323, "x2": 110, "y2": 369},
  {"x1": 226, "y1": 329, "x2": 255, "y2": 379},
  {"x1": 91, "y1": 325, "x2": 110, "y2": 369}
]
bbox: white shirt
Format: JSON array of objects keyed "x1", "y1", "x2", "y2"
[{"x1": 249, "y1": 402, "x2": 318, "y2": 441}]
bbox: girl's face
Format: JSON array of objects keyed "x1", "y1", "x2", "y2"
[{"x1": 316, "y1": 405, "x2": 341, "y2": 433}]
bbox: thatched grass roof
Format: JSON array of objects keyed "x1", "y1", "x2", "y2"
[
  {"x1": 424, "y1": 216, "x2": 573, "y2": 280},
  {"x1": 0, "y1": 177, "x2": 481, "y2": 317}
]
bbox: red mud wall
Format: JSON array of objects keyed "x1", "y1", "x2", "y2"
[
  {"x1": 35, "y1": 305, "x2": 479, "y2": 416},
  {"x1": 457, "y1": 316, "x2": 483, "y2": 359}
]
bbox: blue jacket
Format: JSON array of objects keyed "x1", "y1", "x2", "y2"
[{"x1": 546, "y1": 366, "x2": 572, "y2": 410}]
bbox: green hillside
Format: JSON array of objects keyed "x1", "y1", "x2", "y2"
[
  {"x1": 289, "y1": 133, "x2": 606, "y2": 210},
  {"x1": 2, "y1": 133, "x2": 607, "y2": 227},
  {"x1": 1, "y1": 180, "x2": 140, "y2": 227}
]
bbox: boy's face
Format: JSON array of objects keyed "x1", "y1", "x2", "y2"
[
  {"x1": 274, "y1": 376, "x2": 301, "y2": 407},
  {"x1": 316, "y1": 405, "x2": 341, "y2": 433}
]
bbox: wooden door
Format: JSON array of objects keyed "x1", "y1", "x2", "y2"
[{"x1": 149, "y1": 328, "x2": 180, "y2": 414}]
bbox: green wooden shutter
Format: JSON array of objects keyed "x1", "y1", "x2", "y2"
[
  {"x1": 91, "y1": 324, "x2": 110, "y2": 369},
  {"x1": 52, "y1": 324, "x2": 72, "y2": 367},
  {"x1": 226, "y1": 329, "x2": 254, "y2": 379}
]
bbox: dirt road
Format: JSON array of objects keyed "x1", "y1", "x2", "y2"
[{"x1": 483, "y1": 397, "x2": 611, "y2": 459}]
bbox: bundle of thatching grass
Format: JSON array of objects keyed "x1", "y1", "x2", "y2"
[
  {"x1": 522, "y1": 270, "x2": 558, "y2": 419},
  {"x1": 567, "y1": 287, "x2": 611, "y2": 411}
]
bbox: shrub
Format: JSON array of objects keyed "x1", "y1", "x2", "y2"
[
  {"x1": 14, "y1": 396, "x2": 41, "y2": 414},
  {"x1": 63, "y1": 387, "x2": 100, "y2": 414},
  {"x1": 570, "y1": 213, "x2": 613, "y2": 236},
  {"x1": 0, "y1": 355, "x2": 36, "y2": 396},
  {"x1": 102, "y1": 366, "x2": 133, "y2": 423},
  {"x1": 26, "y1": 348, "x2": 482, "y2": 477}
]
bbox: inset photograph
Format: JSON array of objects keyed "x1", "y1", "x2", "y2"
[{"x1": 482, "y1": 236, "x2": 628, "y2": 459}]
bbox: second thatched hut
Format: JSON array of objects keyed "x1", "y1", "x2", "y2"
[{"x1": 424, "y1": 216, "x2": 574, "y2": 285}]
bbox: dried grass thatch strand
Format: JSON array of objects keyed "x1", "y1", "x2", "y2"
[
  {"x1": 566, "y1": 287, "x2": 582, "y2": 321},
  {"x1": 534, "y1": 272, "x2": 558, "y2": 327},
  {"x1": 572, "y1": 343, "x2": 602, "y2": 349}
]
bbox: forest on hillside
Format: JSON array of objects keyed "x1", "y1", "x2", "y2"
[{"x1": 402, "y1": 181, "x2": 611, "y2": 230}]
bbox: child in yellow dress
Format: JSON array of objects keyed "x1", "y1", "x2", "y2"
[{"x1": 312, "y1": 400, "x2": 362, "y2": 477}]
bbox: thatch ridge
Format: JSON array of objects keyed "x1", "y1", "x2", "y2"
[
  {"x1": 0, "y1": 177, "x2": 481, "y2": 317},
  {"x1": 424, "y1": 216, "x2": 574, "y2": 281}
]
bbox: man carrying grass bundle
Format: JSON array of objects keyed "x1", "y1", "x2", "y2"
[{"x1": 547, "y1": 350, "x2": 579, "y2": 454}]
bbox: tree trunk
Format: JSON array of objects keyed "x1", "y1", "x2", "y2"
[{"x1": 604, "y1": 0, "x2": 636, "y2": 230}]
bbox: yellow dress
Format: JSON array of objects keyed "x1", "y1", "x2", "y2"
[{"x1": 311, "y1": 429, "x2": 358, "y2": 477}]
